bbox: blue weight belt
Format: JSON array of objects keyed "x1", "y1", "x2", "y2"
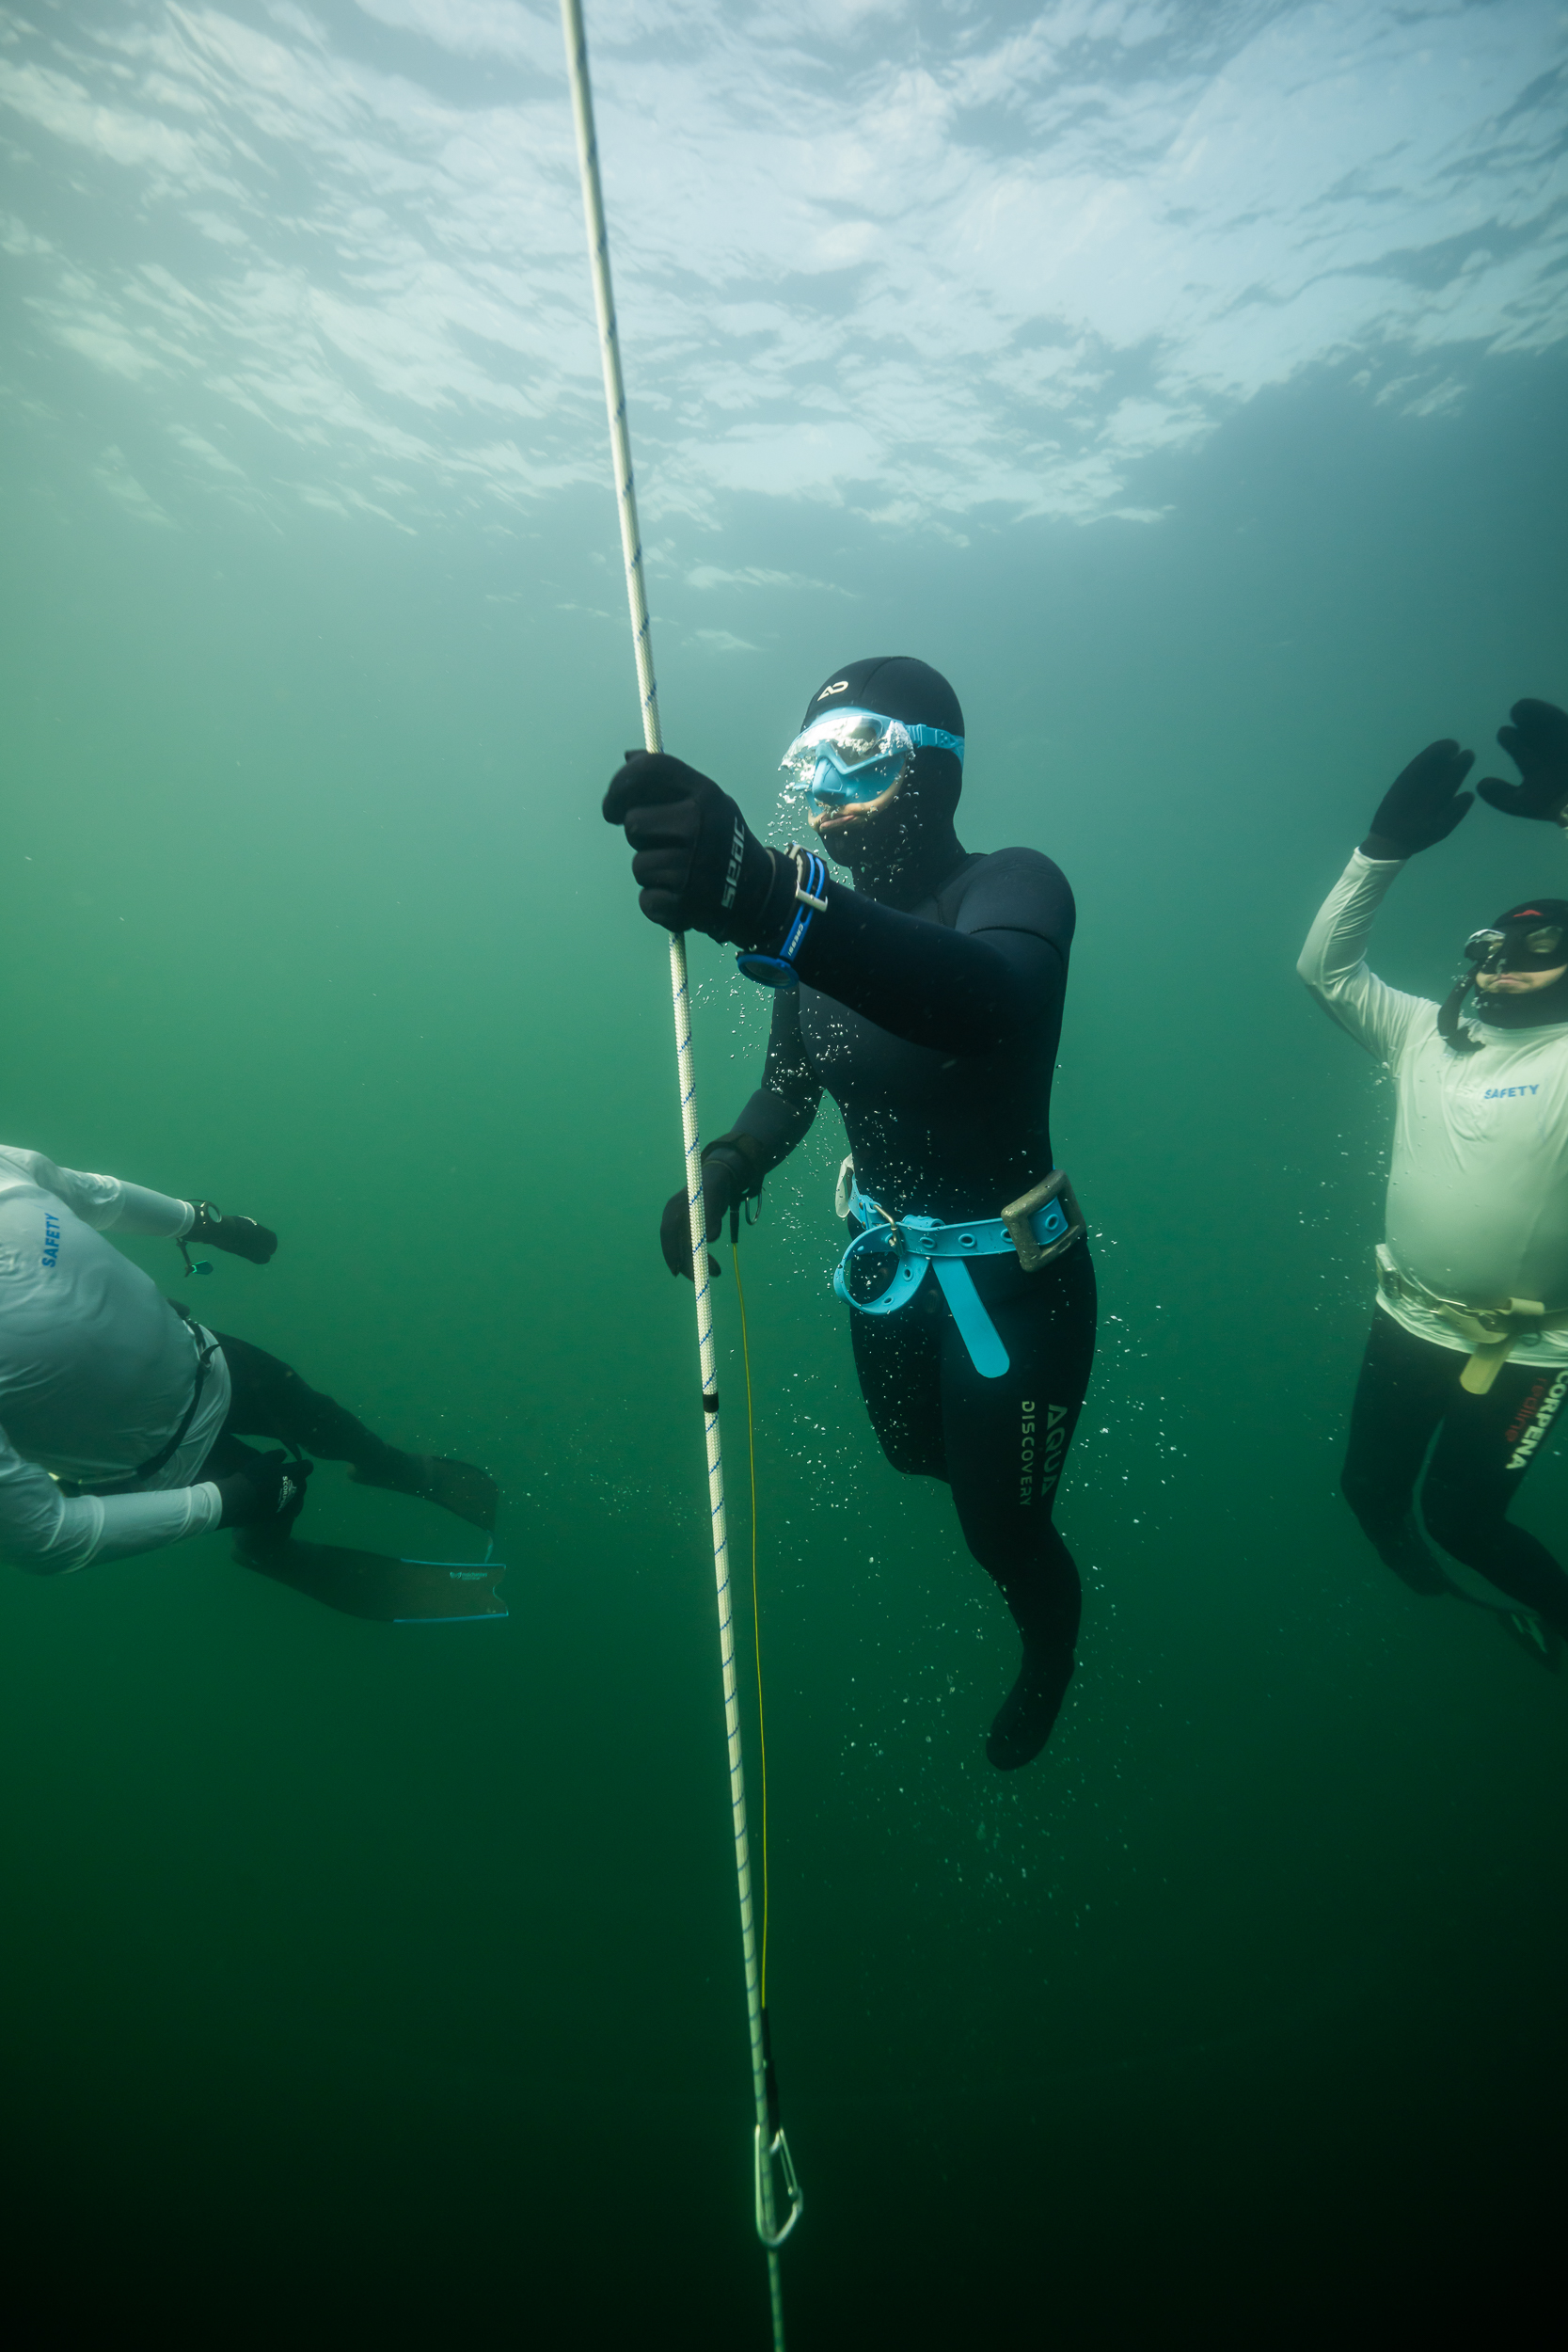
[{"x1": 833, "y1": 1182, "x2": 1077, "y2": 1379}]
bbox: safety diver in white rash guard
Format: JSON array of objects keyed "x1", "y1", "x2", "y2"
[
  {"x1": 1298, "y1": 699, "x2": 1568, "y2": 1659},
  {"x1": 0, "y1": 1147, "x2": 498, "y2": 1612}
]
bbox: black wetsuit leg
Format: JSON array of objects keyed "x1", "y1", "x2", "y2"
[
  {"x1": 202, "y1": 1333, "x2": 499, "y2": 1534},
  {"x1": 1340, "y1": 1311, "x2": 1460, "y2": 1593},
  {"x1": 849, "y1": 1243, "x2": 1097, "y2": 1744},
  {"x1": 203, "y1": 1332, "x2": 405, "y2": 1485},
  {"x1": 847, "y1": 1275, "x2": 950, "y2": 1481},
  {"x1": 1340, "y1": 1311, "x2": 1568, "y2": 1629}
]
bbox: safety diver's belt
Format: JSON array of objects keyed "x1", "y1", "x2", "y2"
[
  {"x1": 68, "y1": 1303, "x2": 222, "y2": 1498},
  {"x1": 1375, "y1": 1246, "x2": 1568, "y2": 1395},
  {"x1": 833, "y1": 1162, "x2": 1085, "y2": 1380}
]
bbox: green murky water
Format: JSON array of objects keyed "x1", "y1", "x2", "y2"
[{"x1": 3, "y1": 5, "x2": 1566, "y2": 2341}]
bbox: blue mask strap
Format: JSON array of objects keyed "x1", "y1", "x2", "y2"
[{"x1": 908, "y1": 726, "x2": 964, "y2": 763}]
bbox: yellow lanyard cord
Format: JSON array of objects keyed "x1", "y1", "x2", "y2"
[{"x1": 732, "y1": 1230, "x2": 768, "y2": 2008}]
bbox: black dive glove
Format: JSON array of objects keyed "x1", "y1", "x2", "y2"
[
  {"x1": 190, "y1": 1201, "x2": 277, "y2": 1263},
  {"x1": 1477, "y1": 698, "x2": 1568, "y2": 826},
  {"x1": 658, "y1": 1137, "x2": 761, "y2": 1279},
  {"x1": 603, "y1": 752, "x2": 796, "y2": 946},
  {"x1": 1361, "y1": 739, "x2": 1475, "y2": 859},
  {"x1": 215, "y1": 1450, "x2": 312, "y2": 1532}
]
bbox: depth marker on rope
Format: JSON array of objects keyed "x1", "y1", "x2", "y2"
[{"x1": 557, "y1": 7, "x2": 801, "y2": 2343}]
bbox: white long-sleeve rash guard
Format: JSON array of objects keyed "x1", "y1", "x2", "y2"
[
  {"x1": 0, "y1": 1148, "x2": 230, "y2": 1573},
  {"x1": 1299, "y1": 851, "x2": 1568, "y2": 1364}
]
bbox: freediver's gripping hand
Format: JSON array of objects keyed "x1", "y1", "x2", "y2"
[
  {"x1": 190, "y1": 1202, "x2": 278, "y2": 1263},
  {"x1": 215, "y1": 1451, "x2": 313, "y2": 1532},
  {"x1": 602, "y1": 752, "x2": 796, "y2": 946},
  {"x1": 1476, "y1": 699, "x2": 1568, "y2": 827},
  {"x1": 659, "y1": 1152, "x2": 739, "y2": 1280},
  {"x1": 1361, "y1": 740, "x2": 1475, "y2": 860}
]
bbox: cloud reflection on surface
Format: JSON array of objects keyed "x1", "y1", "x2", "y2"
[{"x1": 1, "y1": 0, "x2": 1563, "y2": 546}]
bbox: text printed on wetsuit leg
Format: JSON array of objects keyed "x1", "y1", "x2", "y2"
[
  {"x1": 1505, "y1": 1370, "x2": 1568, "y2": 1472},
  {"x1": 1020, "y1": 1400, "x2": 1069, "y2": 1505}
]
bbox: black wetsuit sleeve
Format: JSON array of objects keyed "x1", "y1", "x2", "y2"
[
  {"x1": 730, "y1": 987, "x2": 824, "y2": 1173},
  {"x1": 792, "y1": 849, "x2": 1072, "y2": 1057}
]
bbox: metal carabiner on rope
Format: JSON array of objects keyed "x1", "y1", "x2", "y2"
[{"x1": 755, "y1": 2125, "x2": 803, "y2": 2249}]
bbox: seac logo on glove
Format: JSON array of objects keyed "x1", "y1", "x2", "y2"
[{"x1": 602, "y1": 752, "x2": 797, "y2": 948}]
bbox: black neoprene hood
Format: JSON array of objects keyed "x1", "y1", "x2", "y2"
[
  {"x1": 1473, "y1": 895, "x2": 1568, "y2": 1029},
  {"x1": 1488, "y1": 897, "x2": 1568, "y2": 963},
  {"x1": 801, "y1": 656, "x2": 964, "y2": 741}
]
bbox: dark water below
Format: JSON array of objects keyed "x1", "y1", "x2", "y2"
[{"x1": 3, "y1": 7, "x2": 1567, "y2": 2341}]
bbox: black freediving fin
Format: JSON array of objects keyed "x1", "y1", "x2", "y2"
[
  {"x1": 348, "y1": 1452, "x2": 500, "y2": 1533},
  {"x1": 233, "y1": 1534, "x2": 507, "y2": 1624},
  {"x1": 1494, "y1": 1610, "x2": 1560, "y2": 1672}
]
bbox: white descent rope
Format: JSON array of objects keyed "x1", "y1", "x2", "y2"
[{"x1": 557, "y1": 7, "x2": 800, "y2": 2343}]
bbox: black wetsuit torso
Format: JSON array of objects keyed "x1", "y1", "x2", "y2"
[
  {"x1": 720, "y1": 837, "x2": 1097, "y2": 1764},
  {"x1": 734, "y1": 845, "x2": 1074, "y2": 1213}
]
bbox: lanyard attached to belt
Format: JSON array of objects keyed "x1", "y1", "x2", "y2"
[
  {"x1": 833, "y1": 1170, "x2": 1085, "y2": 1380},
  {"x1": 82, "y1": 1304, "x2": 220, "y2": 1496},
  {"x1": 1375, "y1": 1244, "x2": 1568, "y2": 1395}
]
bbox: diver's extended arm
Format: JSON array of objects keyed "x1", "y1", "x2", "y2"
[
  {"x1": 0, "y1": 1149, "x2": 276, "y2": 1260},
  {"x1": 0, "y1": 1427, "x2": 221, "y2": 1574},
  {"x1": 1301, "y1": 739, "x2": 1487, "y2": 1059},
  {"x1": 657, "y1": 992, "x2": 822, "y2": 1279},
  {"x1": 730, "y1": 987, "x2": 823, "y2": 1169},
  {"x1": 0, "y1": 1148, "x2": 195, "y2": 1238},
  {"x1": 604, "y1": 755, "x2": 1069, "y2": 1056},
  {"x1": 1297, "y1": 851, "x2": 1428, "y2": 1060},
  {"x1": 789, "y1": 871, "x2": 1065, "y2": 1057}
]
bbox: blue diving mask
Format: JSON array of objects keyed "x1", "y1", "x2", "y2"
[{"x1": 779, "y1": 707, "x2": 965, "y2": 817}]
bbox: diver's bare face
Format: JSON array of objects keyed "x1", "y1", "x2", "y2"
[{"x1": 1475, "y1": 963, "x2": 1568, "y2": 993}]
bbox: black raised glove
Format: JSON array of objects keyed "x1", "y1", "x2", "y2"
[
  {"x1": 603, "y1": 752, "x2": 796, "y2": 945},
  {"x1": 1477, "y1": 698, "x2": 1568, "y2": 826},
  {"x1": 215, "y1": 1450, "x2": 312, "y2": 1532},
  {"x1": 190, "y1": 1202, "x2": 277, "y2": 1263},
  {"x1": 1361, "y1": 739, "x2": 1475, "y2": 859}
]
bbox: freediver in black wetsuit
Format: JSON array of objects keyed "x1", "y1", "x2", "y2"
[{"x1": 604, "y1": 657, "x2": 1095, "y2": 1769}]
